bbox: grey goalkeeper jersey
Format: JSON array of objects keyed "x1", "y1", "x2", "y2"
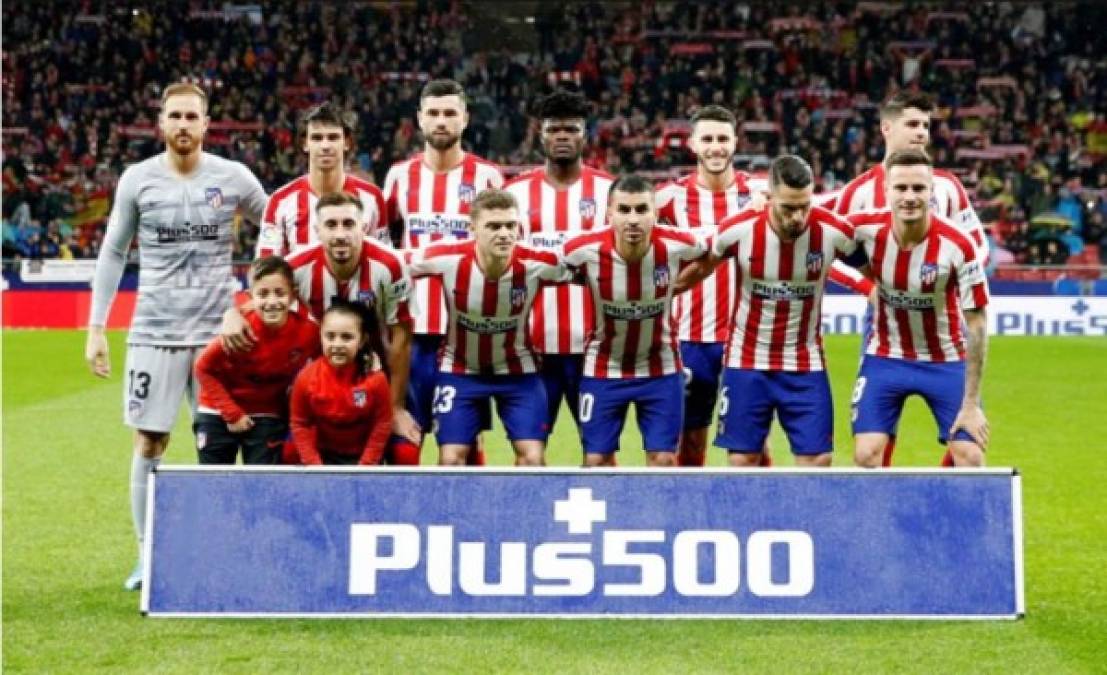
[{"x1": 89, "y1": 152, "x2": 267, "y2": 345}]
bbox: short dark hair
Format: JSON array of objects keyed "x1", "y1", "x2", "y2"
[
  {"x1": 769, "y1": 155, "x2": 814, "y2": 190},
  {"x1": 249, "y1": 255, "x2": 294, "y2": 288},
  {"x1": 879, "y1": 91, "x2": 934, "y2": 121},
  {"x1": 608, "y1": 174, "x2": 654, "y2": 202},
  {"x1": 470, "y1": 188, "x2": 518, "y2": 223},
  {"x1": 885, "y1": 148, "x2": 933, "y2": 170},
  {"x1": 420, "y1": 78, "x2": 466, "y2": 102},
  {"x1": 538, "y1": 89, "x2": 590, "y2": 120},
  {"x1": 300, "y1": 102, "x2": 357, "y2": 140},
  {"x1": 690, "y1": 104, "x2": 737, "y2": 130},
  {"x1": 315, "y1": 191, "x2": 363, "y2": 214}
]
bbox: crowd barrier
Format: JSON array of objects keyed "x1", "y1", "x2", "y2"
[{"x1": 142, "y1": 467, "x2": 1024, "y2": 619}]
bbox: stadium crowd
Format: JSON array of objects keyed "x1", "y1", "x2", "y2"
[{"x1": 3, "y1": 1, "x2": 1106, "y2": 270}]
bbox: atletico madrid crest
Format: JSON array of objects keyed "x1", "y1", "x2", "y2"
[
  {"x1": 510, "y1": 286, "x2": 527, "y2": 310},
  {"x1": 806, "y1": 251, "x2": 824, "y2": 274},
  {"x1": 458, "y1": 183, "x2": 476, "y2": 204},
  {"x1": 579, "y1": 198, "x2": 596, "y2": 219},
  {"x1": 352, "y1": 389, "x2": 367, "y2": 408},
  {"x1": 920, "y1": 262, "x2": 939, "y2": 285},
  {"x1": 654, "y1": 267, "x2": 670, "y2": 289},
  {"x1": 205, "y1": 187, "x2": 224, "y2": 210}
]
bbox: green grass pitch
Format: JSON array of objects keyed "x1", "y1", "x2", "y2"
[{"x1": 3, "y1": 330, "x2": 1105, "y2": 673}]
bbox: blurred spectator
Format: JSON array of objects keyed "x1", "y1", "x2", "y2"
[{"x1": 1, "y1": 0, "x2": 1105, "y2": 265}]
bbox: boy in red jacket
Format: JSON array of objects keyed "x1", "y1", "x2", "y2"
[
  {"x1": 193, "y1": 256, "x2": 320, "y2": 464},
  {"x1": 290, "y1": 303, "x2": 393, "y2": 465}
]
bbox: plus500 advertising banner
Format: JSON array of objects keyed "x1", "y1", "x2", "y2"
[
  {"x1": 822, "y1": 295, "x2": 1107, "y2": 336},
  {"x1": 142, "y1": 469, "x2": 1024, "y2": 619}
]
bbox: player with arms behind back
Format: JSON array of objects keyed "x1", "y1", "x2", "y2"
[
  {"x1": 505, "y1": 88, "x2": 613, "y2": 438},
  {"x1": 655, "y1": 104, "x2": 761, "y2": 467},
  {"x1": 849, "y1": 149, "x2": 990, "y2": 468},
  {"x1": 84, "y1": 82, "x2": 267, "y2": 590}
]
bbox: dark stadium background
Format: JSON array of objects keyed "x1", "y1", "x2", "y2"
[{"x1": 2, "y1": 0, "x2": 1105, "y2": 287}]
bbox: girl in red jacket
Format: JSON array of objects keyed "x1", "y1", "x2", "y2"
[
  {"x1": 193, "y1": 256, "x2": 320, "y2": 464},
  {"x1": 290, "y1": 302, "x2": 393, "y2": 465}
]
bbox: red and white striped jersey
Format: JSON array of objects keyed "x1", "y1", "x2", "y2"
[
  {"x1": 714, "y1": 206, "x2": 858, "y2": 372},
  {"x1": 408, "y1": 240, "x2": 570, "y2": 375},
  {"x1": 286, "y1": 239, "x2": 413, "y2": 328},
  {"x1": 563, "y1": 226, "x2": 708, "y2": 379},
  {"x1": 505, "y1": 166, "x2": 614, "y2": 354},
  {"x1": 255, "y1": 174, "x2": 386, "y2": 258},
  {"x1": 656, "y1": 172, "x2": 754, "y2": 343},
  {"x1": 832, "y1": 163, "x2": 985, "y2": 253},
  {"x1": 850, "y1": 210, "x2": 990, "y2": 362},
  {"x1": 382, "y1": 153, "x2": 504, "y2": 335}
]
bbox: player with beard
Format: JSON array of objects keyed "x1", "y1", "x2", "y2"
[
  {"x1": 85, "y1": 82, "x2": 268, "y2": 590},
  {"x1": 381, "y1": 79, "x2": 504, "y2": 465},
  {"x1": 505, "y1": 89, "x2": 613, "y2": 436}
]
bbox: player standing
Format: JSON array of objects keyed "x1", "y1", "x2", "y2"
[
  {"x1": 255, "y1": 102, "x2": 386, "y2": 258},
  {"x1": 849, "y1": 149, "x2": 990, "y2": 467},
  {"x1": 679, "y1": 156, "x2": 859, "y2": 466},
  {"x1": 408, "y1": 190, "x2": 571, "y2": 465},
  {"x1": 84, "y1": 82, "x2": 268, "y2": 590},
  {"x1": 382, "y1": 79, "x2": 504, "y2": 463},
  {"x1": 830, "y1": 92, "x2": 986, "y2": 466},
  {"x1": 563, "y1": 175, "x2": 710, "y2": 466},
  {"x1": 655, "y1": 105, "x2": 757, "y2": 467},
  {"x1": 504, "y1": 89, "x2": 613, "y2": 434}
]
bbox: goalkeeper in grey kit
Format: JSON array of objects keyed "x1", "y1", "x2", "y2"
[{"x1": 84, "y1": 82, "x2": 268, "y2": 591}]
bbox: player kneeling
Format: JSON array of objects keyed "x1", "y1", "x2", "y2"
[
  {"x1": 290, "y1": 303, "x2": 393, "y2": 465},
  {"x1": 408, "y1": 189, "x2": 571, "y2": 466},
  {"x1": 193, "y1": 257, "x2": 320, "y2": 464}
]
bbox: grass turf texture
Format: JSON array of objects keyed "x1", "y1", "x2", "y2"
[{"x1": 3, "y1": 330, "x2": 1105, "y2": 673}]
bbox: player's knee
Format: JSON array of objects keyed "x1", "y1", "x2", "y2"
[
  {"x1": 134, "y1": 430, "x2": 169, "y2": 458},
  {"x1": 950, "y1": 442, "x2": 985, "y2": 467},
  {"x1": 796, "y1": 452, "x2": 832, "y2": 467},
  {"x1": 512, "y1": 440, "x2": 545, "y2": 466},
  {"x1": 853, "y1": 435, "x2": 886, "y2": 468},
  {"x1": 438, "y1": 444, "x2": 469, "y2": 466},
  {"x1": 727, "y1": 452, "x2": 763, "y2": 467},
  {"x1": 646, "y1": 452, "x2": 677, "y2": 467},
  {"x1": 583, "y1": 453, "x2": 613, "y2": 467}
]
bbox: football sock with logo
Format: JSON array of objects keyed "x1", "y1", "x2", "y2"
[
  {"x1": 881, "y1": 437, "x2": 897, "y2": 467},
  {"x1": 130, "y1": 454, "x2": 161, "y2": 558}
]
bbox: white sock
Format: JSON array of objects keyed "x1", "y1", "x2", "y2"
[{"x1": 130, "y1": 454, "x2": 161, "y2": 560}]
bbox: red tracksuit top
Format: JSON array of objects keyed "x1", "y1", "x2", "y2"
[
  {"x1": 289, "y1": 358, "x2": 393, "y2": 465},
  {"x1": 194, "y1": 308, "x2": 321, "y2": 423}
]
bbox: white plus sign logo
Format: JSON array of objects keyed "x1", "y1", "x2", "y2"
[{"x1": 554, "y1": 488, "x2": 607, "y2": 535}]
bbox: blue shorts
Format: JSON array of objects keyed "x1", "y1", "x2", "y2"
[
  {"x1": 434, "y1": 372, "x2": 549, "y2": 445},
  {"x1": 851, "y1": 355, "x2": 974, "y2": 444},
  {"x1": 680, "y1": 341, "x2": 726, "y2": 430},
  {"x1": 579, "y1": 373, "x2": 684, "y2": 454},
  {"x1": 714, "y1": 368, "x2": 834, "y2": 456},
  {"x1": 539, "y1": 353, "x2": 584, "y2": 430},
  {"x1": 407, "y1": 334, "x2": 489, "y2": 437}
]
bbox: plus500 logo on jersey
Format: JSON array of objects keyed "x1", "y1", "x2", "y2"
[{"x1": 348, "y1": 488, "x2": 814, "y2": 598}]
